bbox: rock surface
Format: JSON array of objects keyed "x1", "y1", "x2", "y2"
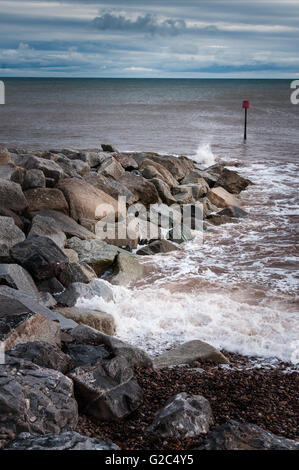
[
  {"x1": 147, "y1": 392, "x2": 214, "y2": 438},
  {"x1": 0, "y1": 358, "x2": 78, "y2": 439},
  {"x1": 109, "y1": 252, "x2": 144, "y2": 285},
  {"x1": 28, "y1": 215, "x2": 67, "y2": 248},
  {"x1": 55, "y1": 307, "x2": 115, "y2": 335},
  {"x1": 10, "y1": 235, "x2": 69, "y2": 281},
  {"x1": 31, "y1": 210, "x2": 95, "y2": 240},
  {"x1": 65, "y1": 343, "x2": 110, "y2": 367},
  {"x1": 0, "y1": 264, "x2": 38, "y2": 295},
  {"x1": 58, "y1": 262, "x2": 97, "y2": 287},
  {"x1": 198, "y1": 420, "x2": 299, "y2": 450},
  {"x1": 24, "y1": 188, "x2": 69, "y2": 214},
  {"x1": 5, "y1": 431, "x2": 120, "y2": 450},
  {"x1": 69, "y1": 355, "x2": 143, "y2": 421},
  {"x1": 0, "y1": 178, "x2": 28, "y2": 213},
  {"x1": 0, "y1": 217, "x2": 26, "y2": 262},
  {"x1": 118, "y1": 173, "x2": 160, "y2": 206},
  {"x1": 55, "y1": 279, "x2": 114, "y2": 307},
  {"x1": 207, "y1": 187, "x2": 240, "y2": 208},
  {"x1": 153, "y1": 340, "x2": 229, "y2": 369},
  {"x1": 215, "y1": 168, "x2": 252, "y2": 194},
  {"x1": 137, "y1": 239, "x2": 178, "y2": 256}
]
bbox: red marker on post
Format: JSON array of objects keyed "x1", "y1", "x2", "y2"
[{"x1": 242, "y1": 100, "x2": 250, "y2": 140}]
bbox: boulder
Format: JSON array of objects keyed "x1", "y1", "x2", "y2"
[
  {"x1": 58, "y1": 262, "x2": 97, "y2": 287},
  {"x1": 10, "y1": 235, "x2": 69, "y2": 281},
  {"x1": 10, "y1": 167, "x2": 26, "y2": 186},
  {"x1": 4, "y1": 431, "x2": 120, "y2": 450},
  {"x1": 168, "y1": 225, "x2": 193, "y2": 244},
  {"x1": 22, "y1": 169, "x2": 46, "y2": 190},
  {"x1": 95, "y1": 215, "x2": 140, "y2": 250},
  {"x1": 65, "y1": 237, "x2": 120, "y2": 275},
  {"x1": 137, "y1": 239, "x2": 178, "y2": 256},
  {"x1": 101, "y1": 144, "x2": 118, "y2": 152},
  {"x1": 0, "y1": 165, "x2": 15, "y2": 181},
  {"x1": 0, "y1": 358, "x2": 78, "y2": 439},
  {"x1": 181, "y1": 171, "x2": 212, "y2": 185},
  {"x1": 0, "y1": 146, "x2": 12, "y2": 165},
  {"x1": 0, "y1": 206, "x2": 24, "y2": 230},
  {"x1": 37, "y1": 276, "x2": 65, "y2": 294},
  {"x1": 0, "y1": 178, "x2": 28, "y2": 213},
  {"x1": 113, "y1": 153, "x2": 138, "y2": 171},
  {"x1": 23, "y1": 155, "x2": 64, "y2": 182},
  {"x1": 147, "y1": 392, "x2": 214, "y2": 438},
  {"x1": 0, "y1": 295, "x2": 61, "y2": 350},
  {"x1": 55, "y1": 307, "x2": 115, "y2": 335},
  {"x1": 30, "y1": 210, "x2": 95, "y2": 240},
  {"x1": 215, "y1": 168, "x2": 252, "y2": 194},
  {"x1": 153, "y1": 340, "x2": 229, "y2": 369},
  {"x1": 207, "y1": 187, "x2": 241, "y2": 208},
  {"x1": 58, "y1": 178, "x2": 120, "y2": 221},
  {"x1": 24, "y1": 188, "x2": 69, "y2": 214},
  {"x1": 198, "y1": 420, "x2": 299, "y2": 450},
  {"x1": 172, "y1": 185, "x2": 194, "y2": 204},
  {"x1": 218, "y1": 206, "x2": 248, "y2": 218},
  {"x1": 65, "y1": 344, "x2": 110, "y2": 368},
  {"x1": 68, "y1": 355, "x2": 143, "y2": 421},
  {"x1": 56, "y1": 156, "x2": 90, "y2": 177},
  {"x1": 55, "y1": 279, "x2": 114, "y2": 307},
  {"x1": 0, "y1": 217, "x2": 26, "y2": 262},
  {"x1": 79, "y1": 150, "x2": 109, "y2": 167},
  {"x1": 138, "y1": 155, "x2": 194, "y2": 181},
  {"x1": 6, "y1": 341, "x2": 74, "y2": 373},
  {"x1": 139, "y1": 159, "x2": 178, "y2": 188},
  {"x1": 62, "y1": 248, "x2": 79, "y2": 263},
  {"x1": 28, "y1": 215, "x2": 67, "y2": 248},
  {"x1": 205, "y1": 213, "x2": 235, "y2": 226},
  {"x1": 150, "y1": 178, "x2": 177, "y2": 205},
  {"x1": 0, "y1": 264, "x2": 38, "y2": 295},
  {"x1": 118, "y1": 173, "x2": 160, "y2": 206},
  {"x1": 84, "y1": 173, "x2": 138, "y2": 206},
  {"x1": 109, "y1": 252, "x2": 144, "y2": 286},
  {"x1": 192, "y1": 169, "x2": 218, "y2": 187},
  {"x1": 70, "y1": 324, "x2": 153, "y2": 368},
  {"x1": 201, "y1": 197, "x2": 219, "y2": 218},
  {"x1": 97, "y1": 156, "x2": 124, "y2": 180}
]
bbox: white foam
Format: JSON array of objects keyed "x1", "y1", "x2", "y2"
[{"x1": 191, "y1": 143, "x2": 215, "y2": 167}]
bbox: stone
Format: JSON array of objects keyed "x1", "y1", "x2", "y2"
[
  {"x1": 37, "y1": 277, "x2": 65, "y2": 294},
  {"x1": 198, "y1": 420, "x2": 299, "y2": 450},
  {"x1": 0, "y1": 146, "x2": 12, "y2": 165},
  {"x1": 0, "y1": 206, "x2": 24, "y2": 230},
  {"x1": 0, "y1": 165, "x2": 15, "y2": 181},
  {"x1": 118, "y1": 173, "x2": 160, "y2": 206},
  {"x1": 150, "y1": 178, "x2": 177, "y2": 205},
  {"x1": 68, "y1": 355, "x2": 143, "y2": 421},
  {"x1": 168, "y1": 224, "x2": 193, "y2": 244},
  {"x1": 58, "y1": 178, "x2": 120, "y2": 221},
  {"x1": 38, "y1": 291, "x2": 57, "y2": 309},
  {"x1": 205, "y1": 213, "x2": 235, "y2": 226},
  {"x1": 79, "y1": 150, "x2": 109, "y2": 168},
  {"x1": 101, "y1": 144, "x2": 118, "y2": 152},
  {"x1": 30, "y1": 210, "x2": 95, "y2": 240},
  {"x1": 70, "y1": 324, "x2": 153, "y2": 368},
  {"x1": 28, "y1": 215, "x2": 67, "y2": 248},
  {"x1": 201, "y1": 197, "x2": 218, "y2": 218},
  {"x1": 66, "y1": 237, "x2": 120, "y2": 275},
  {"x1": 180, "y1": 181, "x2": 210, "y2": 200},
  {"x1": 207, "y1": 187, "x2": 241, "y2": 208},
  {"x1": 147, "y1": 392, "x2": 214, "y2": 438},
  {"x1": 97, "y1": 156, "x2": 124, "y2": 180},
  {"x1": 181, "y1": 171, "x2": 211, "y2": 186},
  {"x1": 215, "y1": 168, "x2": 252, "y2": 194},
  {"x1": 84, "y1": 173, "x2": 138, "y2": 206},
  {"x1": 137, "y1": 239, "x2": 178, "y2": 256},
  {"x1": 4, "y1": 431, "x2": 120, "y2": 450},
  {"x1": 139, "y1": 160, "x2": 178, "y2": 188},
  {"x1": 113, "y1": 153, "x2": 138, "y2": 171},
  {"x1": 55, "y1": 307, "x2": 115, "y2": 335},
  {"x1": 62, "y1": 249, "x2": 79, "y2": 263},
  {"x1": 218, "y1": 206, "x2": 248, "y2": 218},
  {"x1": 109, "y1": 252, "x2": 144, "y2": 286},
  {"x1": 23, "y1": 155, "x2": 64, "y2": 182},
  {"x1": 23, "y1": 169, "x2": 46, "y2": 190},
  {"x1": 153, "y1": 340, "x2": 229, "y2": 369},
  {"x1": 24, "y1": 188, "x2": 69, "y2": 214},
  {"x1": 0, "y1": 178, "x2": 28, "y2": 213},
  {"x1": 95, "y1": 215, "x2": 140, "y2": 250},
  {"x1": 150, "y1": 155, "x2": 194, "y2": 181},
  {"x1": 0, "y1": 358, "x2": 78, "y2": 439},
  {"x1": 55, "y1": 279, "x2": 114, "y2": 307},
  {"x1": 0, "y1": 264, "x2": 38, "y2": 295},
  {"x1": 57, "y1": 156, "x2": 90, "y2": 177},
  {"x1": 58, "y1": 262, "x2": 97, "y2": 287},
  {"x1": 65, "y1": 344, "x2": 110, "y2": 367},
  {"x1": 192, "y1": 169, "x2": 219, "y2": 187},
  {"x1": 172, "y1": 185, "x2": 194, "y2": 204},
  {"x1": 0, "y1": 295, "x2": 61, "y2": 350},
  {"x1": 6, "y1": 341, "x2": 74, "y2": 373},
  {"x1": 10, "y1": 235, "x2": 69, "y2": 281},
  {"x1": 0, "y1": 217, "x2": 26, "y2": 262},
  {"x1": 10, "y1": 166, "x2": 26, "y2": 186},
  {"x1": 79, "y1": 218, "x2": 96, "y2": 233}
]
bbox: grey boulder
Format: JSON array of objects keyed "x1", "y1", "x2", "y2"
[
  {"x1": 55, "y1": 279, "x2": 114, "y2": 307},
  {"x1": 0, "y1": 264, "x2": 38, "y2": 295},
  {"x1": 65, "y1": 343, "x2": 110, "y2": 368},
  {"x1": 0, "y1": 216, "x2": 25, "y2": 262}
]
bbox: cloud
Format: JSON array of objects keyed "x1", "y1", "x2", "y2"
[{"x1": 93, "y1": 12, "x2": 186, "y2": 36}]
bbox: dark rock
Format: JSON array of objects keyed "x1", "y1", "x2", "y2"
[
  {"x1": 206, "y1": 214, "x2": 236, "y2": 226},
  {"x1": 147, "y1": 392, "x2": 214, "y2": 438},
  {"x1": 139, "y1": 159, "x2": 178, "y2": 188},
  {"x1": 23, "y1": 169, "x2": 46, "y2": 190},
  {"x1": 58, "y1": 262, "x2": 97, "y2": 287},
  {"x1": 28, "y1": 214, "x2": 67, "y2": 248},
  {"x1": 137, "y1": 239, "x2": 178, "y2": 256},
  {"x1": 55, "y1": 279, "x2": 113, "y2": 307},
  {"x1": 70, "y1": 324, "x2": 153, "y2": 368},
  {"x1": 150, "y1": 178, "x2": 177, "y2": 205},
  {"x1": 215, "y1": 168, "x2": 252, "y2": 194},
  {"x1": 118, "y1": 173, "x2": 161, "y2": 206},
  {"x1": 84, "y1": 173, "x2": 138, "y2": 205},
  {"x1": 97, "y1": 156, "x2": 124, "y2": 180},
  {"x1": 101, "y1": 144, "x2": 118, "y2": 152},
  {"x1": 6, "y1": 341, "x2": 74, "y2": 373},
  {"x1": 0, "y1": 358, "x2": 78, "y2": 439},
  {"x1": 10, "y1": 235, "x2": 69, "y2": 281},
  {"x1": 113, "y1": 153, "x2": 138, "y2": 171},
  {"x1": 218, "y1": 205, "x2": 249, "y2": 218},
  {"x1": 10, "y1": 166, "x2": 26, "y2": 186},
  {"x1": 0, "y1": 206, "x2": 24, "y2": 230},
  {"x1": 198, "y1": 420, "x2": 299, "y2": 450},
  {"x1": 24, "y1": 188, "x2": 69, "y2": 214},
  {"x1": 0, "y1": 178, "x2": 28, "y2": 213},
  {"x1": 37, "y1": 277, "x2": 64, "y2": 294},
  {"x1": 0, "y1": 264, "x2": 38, "y2": 295},
  {"x1": 69, "y1": 355, "x2": 143, "y2": 421},
  {"x1": 55, "y1": 307, "x2": 115, "y2": 335},
  {"x1": 4, "y1": 431, "x2": 120, "y2": 450},
  {"x1": 65, "y1": 343, "x2": 110, "y2": 367},
  {"x1": 30, "y1": 210, "x2": 95, "y2": 240},
  {"x1": 23, "y1": 155, "x2": 64, "y2": 183}
]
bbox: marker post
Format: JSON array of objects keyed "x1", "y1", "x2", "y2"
[{"x1": 242, "y1": 100, "x2": 250, "y2": 140}]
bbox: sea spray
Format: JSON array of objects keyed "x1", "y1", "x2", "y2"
[{"x1": 191, "y1": 143, "x2": 215, "y2": 167}]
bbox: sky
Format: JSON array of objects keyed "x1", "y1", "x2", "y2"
[{"x1": 0, "y1": 0, "x2": 298, "y2": 78}]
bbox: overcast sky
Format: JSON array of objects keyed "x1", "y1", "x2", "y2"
[{"x1": 0, "y1": 0, "x2": 298, "y2": 77}]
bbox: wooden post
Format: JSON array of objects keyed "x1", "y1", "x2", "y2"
[{"x1": 242, "y1": 100, "x2": 250, "y2": 140}]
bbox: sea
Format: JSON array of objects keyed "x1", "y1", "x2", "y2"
[{"x1": 1, "y1": 78, "x2": 298, "y2": 364}]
